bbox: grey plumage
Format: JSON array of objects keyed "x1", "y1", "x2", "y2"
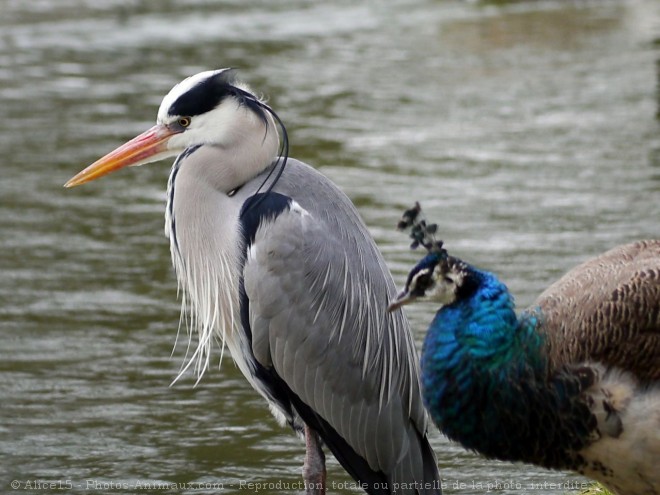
[{"x1": 238, "y1": 161, "x2": 437, "y2": 490}]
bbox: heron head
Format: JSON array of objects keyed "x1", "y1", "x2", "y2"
[
  {"x1": 65, "y1": 69, "x2": 279, "y2": 187},
  {"x1": 156, "y1": 69, "x2": 273, "y2": 152}
]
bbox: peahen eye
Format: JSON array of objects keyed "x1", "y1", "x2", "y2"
[{"x1": 414, "y1": 272, "x2": 433, "y2": 290}]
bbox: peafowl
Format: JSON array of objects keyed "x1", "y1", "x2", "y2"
[{"x1": 389, "y1": 203, "x2": 660, "y2": 495}]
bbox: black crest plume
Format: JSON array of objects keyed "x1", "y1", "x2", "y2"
[{"x1": 396, "y1": 202, "x2": 446, "y2": 255}]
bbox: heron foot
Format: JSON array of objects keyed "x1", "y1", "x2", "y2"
[{"x1": 303, "y1": 424, "x2": 326, "y2": 495}]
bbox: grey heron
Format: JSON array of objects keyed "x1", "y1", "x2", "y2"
[{"x1": 65, "y1": 69, "x2": 441, "y2": 494}]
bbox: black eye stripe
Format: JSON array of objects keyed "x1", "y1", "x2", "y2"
[
  {"x1": 169, "y1": 76, "x2": 232, "y2": 117},
  {"x1": 167, "y1": 71, "x2": 268, "y2": 125},
  {"x1": 409, "y1": 269, "x2": 435, "y2": 297}
]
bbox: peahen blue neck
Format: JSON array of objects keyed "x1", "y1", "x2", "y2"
[{"x1": 421, "y1": 264, "x2": 593, "y2": 468}]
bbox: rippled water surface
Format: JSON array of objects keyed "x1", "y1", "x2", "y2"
[{"x1": 1, "y1": 0, "x2": 659, "y2": 493}]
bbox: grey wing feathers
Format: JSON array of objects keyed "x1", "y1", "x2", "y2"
[
  {"x1": 532, "y1": 240, "x2": 660, "y2": 383},
  {"x1": 243, "y1": 174, "x2": 438, "y2": 493}
]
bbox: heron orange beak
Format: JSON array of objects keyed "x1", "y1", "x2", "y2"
[{"x1": 64, "y1": 124, "x2": 179, "y2": 187}]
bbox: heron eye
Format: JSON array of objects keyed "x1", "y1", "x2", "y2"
[{"x1": 177, "y1": 117, "x2": 191, "y2": 128}]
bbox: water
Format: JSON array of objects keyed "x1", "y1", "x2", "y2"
[{"x1": 1, "y1": 0, "x2": 658, "y2": 493}]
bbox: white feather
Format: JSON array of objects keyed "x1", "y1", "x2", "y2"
[
  {"x1": 160, "y1": 71, "x2": 279, "y2": 385},
  {"x1": 579, "y1": 365, "x2": 660, "y2": 494}
]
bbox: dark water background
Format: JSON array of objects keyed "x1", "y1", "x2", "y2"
[{"x1": 1, "y1": 0, "x2": 659, "y2": 493}]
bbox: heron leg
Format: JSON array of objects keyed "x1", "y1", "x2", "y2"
[{"x1": 303, "y1": 424, "x2": 326, "y2": 495}]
